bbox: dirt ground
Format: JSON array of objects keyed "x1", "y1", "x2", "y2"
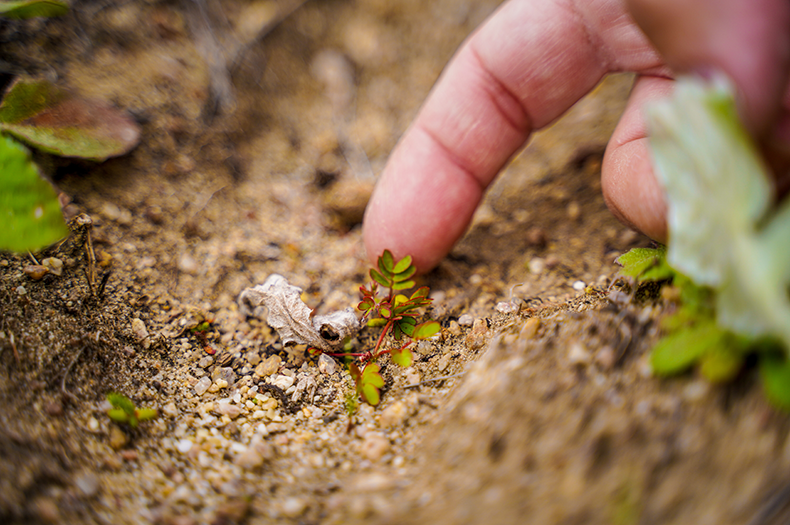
[{"x1": 2, "y1": 1, "x2": 790, "y2": 524}]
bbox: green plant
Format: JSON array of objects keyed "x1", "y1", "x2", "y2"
[
  {"x1": 106, "y1": 393, "x2": 158, "y2": 428},
  {"x1": 0, "y1": 0, "x2": 68, "y2": 19},
  {"x1": 321, "y1": 250, "x2": 441, "y2": 406},
  {"x1": 0, "y1": 76, "x2": 141, "y2": 252}
]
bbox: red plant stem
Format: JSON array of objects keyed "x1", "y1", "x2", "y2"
[{"x1": 372, "y1": 319, "x2": 393, "y2": 356}]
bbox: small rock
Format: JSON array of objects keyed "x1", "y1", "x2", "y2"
[
  {"x1": 175, "y1": 438, "x2": 193, "y2": 454},
  {"x1": 42, "y1": 257, "x2": 63, "y2": 276},
  {"x1": 447, "y1": 320, "x2": 462, "y2": 336},
  {"x1": 528, "y1": 257, "x2": 545, "y2": 274},
  {"x1": 131, "y1": 318, "x2": 150, "y2": 348},
  {"x1": 74, "y1": 471, "x2": 100, "y2": 497},
  {"x1": 198, "y1": 355, "x2": 213, "y2": 368},
  {"x1": 379, "y1": 401, "x2": 408, "y2": 428},
  {"x1": 272, "y1": 374, "x2": 295, "y2": 390},
  {"x1": 218, "y1": 403, "x2": 242, "y2": 419},
  {"x1": 177, "y1": 253, "x2": 199, "y2": 274},
  {"x1": 23, "y1": 264, "x2": 49, "y2": 281},
  {"x1": 162, "y1": 402, "x2": 178, "y2": 417},
  {"x1": 457, "y1": 314, "x2": 474, "y2": 327},
  {"x1": 281, "y1": 496, "x2": 308, "y2": 518},
  {"x1": 318, "y1": 353, "x2": 338, "y2": 375},
  {"x1": 465, "y1": 318, "x2": 489, "y2": 351},
  {"x1": 595, "y1": 346, "x2": 616, "y2": 369},
  {"x1": 496, "y1": 301, "x2": 518, "y2": 314},
  {"x1": 194, "y1": 376, "x2": 212, "y2": 396},
  {"x1": 520, "y1": 318, "x2": 540, "y2": 340},
  {"x1": 572, "y1": 280, "x2": 586, "y2": 291},
  {"x1": 437, "y1": 353, "x2": 451, "y2": 372},
  {"x1": 360, "y1": 432, "x2": 390, "y2": 462},
  {"x1": 235, "y1": 447, "x2": 265, "y2": 469},
  {"x1": 246, "y1": 350, "x2": 261, "y2": 366},
  {"x1": 15, "y1": 285, "x2": 26, "y2": 295},
  {"x1": 254, "y1": 355, "x2": 281, "y2": 378},
  {"x1": 109, "y1": 426, "x2": 128, "y2": 450},
  {"x1": 568, "y1": 341, "x2": 591, "y2": 366}
]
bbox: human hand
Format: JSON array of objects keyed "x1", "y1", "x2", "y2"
[{"x1": 362, "y1": 0, "x2": 790, "y2": 273}]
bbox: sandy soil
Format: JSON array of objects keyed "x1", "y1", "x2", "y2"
[{"x1": 1, "y1": 1, "x2": 789, "y2": 524}]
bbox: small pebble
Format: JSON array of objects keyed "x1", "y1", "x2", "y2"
[
  {"x1": 175, "y1": 438, "x2": 193, "y2": 454},
  {"x1": 194, "y1": 376, "x2": 211, "y2": 396},
  {"x1": 572, "y1": 280, "x2": 586, "y2": 291},
  {"x1": 198, "y1": 356, "x2": 213, "y2": 368},
  {"x1": 272, "y1": 374, "x2": 295, "y2": 390},
  {"x1": 74, "y1": 471, "x2": 100, "y2": 497},
  {"x1": 528, "y1": 257, "x2": 545, "y2": 274},
  {"x1": 447, "y1": 320, "x2": 462, "y2": 337},
  {"x1": 254, "y1": 355, "x2": 281, "y2": 378},
  {"x1": 109, "y1": 426, "x2": 128, "y2": 450},
  {"x1": 218, "y1": 403, "x2": 242, "y2": 419},
  {"x1": 42, "y1": 257, "x2": 63, "y2": 276},
  {"x1": 568, "y1": 341, "x2": 591, "y2": 366},
  {"x1": 360, "y1": 432, "x2": 390, "y2": 462},
  {"x1": 379, "y1": 401, "x2": 408, "y2": 428},
  {"x1": 465, "y1": 318, "x2": 489, "y2": 351},
  {"x1": 15, "y1": 285, "x2": 26, "y2": 295},
  {"x1": 235, "y1": 447, "x2": 265, "y2": 469},
  {"x1": 162, "y1": 402, "x2": 178, "y2": 417},
  {"x1": 131, "y1": 318, "x2": 149, "y2": 346},
  {"x1": 23, "y1": 264, "x2": 49, "y2": 280},
  {"x1": 318, "y1": 353, "x2": 338, "y2": 375},
  {"x1": 520, "y1": 318, "x2": 540, "y2": 340},
  {"x1": 281, "y1": 496, "x2": 308, "y2": 518},
  {"x1": 457, "y1": 314, "x2": 474, "y2": 327},
  {"x1": 595, "y1": 346, "x2": 616, "y2": 369},
  {"x1": 177, "y1": 253, "x2": 199, "y2": 274},
  {"x1": 496, "y1": 301, "x2": 518, "y2": 314}
]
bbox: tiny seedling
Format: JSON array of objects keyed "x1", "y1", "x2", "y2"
[
  {"x1": 106, "y1": 392, "x2": 158, "y2": 428},
  {"x1": 346, "y1": 250, "x2": 440, "y2": 405}
]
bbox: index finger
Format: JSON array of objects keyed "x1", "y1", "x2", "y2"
[{"x1": 363, "y1": 0, "x2": 662, "y2": 272}]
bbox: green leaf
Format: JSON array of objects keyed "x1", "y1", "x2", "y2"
[
  {"x1": 0, "y1": 0, "x2": 68, "y2": 19},
  {"x1": 135, "y1": 408, "x2": 158, "y2": 422},
  {"x1": 760, "y1": 354, "x2": 790, "y2": 411},
  {"x1": 392, "y1": 254, "x2": 413, "y2": 274},
  {"x1": 107, "y1": 393, "x2": 136, "y2": 415},
  {"x1": 391, "y1": 345, "x2": 413, "y2": 367},
  {"x1": 378, "y1": 249, "x2": 395, "y2": 275},
  {"x1": 615, "y1": 247, "x2": 672, "y2": 281},
  {"x1": 358, "y1": 299, "x2": 374, "y2": 311},
  {"x1": 107, "y1": 408, "x2": 129, "y2": 424},
  {"x1": 370, "y1": 268, "x2": 390, "y2": 288},
  {"x1": 392, "y1": 279, "x2": 416, "y2": 291},
  {"x1": 0, "y1": 135, "x2": 68, "y2": 252},
  {"x1": 699, "y1": 344, "x2": 744, "y2": 383},
  {"x1": 367, "y1": 318, "x2": 387, "y2": 328},
  {"x1": 393, "y1": 265, "x2": 417, "y2": 282},
  {"x1": 650, "y1": 321, "x2": 727, "y2": 376},
  {"x1": 646, "y1": 74, "x2": 790, "y2": 352},
  {"x1": 0, "y1": 78, "x2": 141, "y2": 161},
  {"x1": 413, "y1": 321, "x2": 441, "y2": 340},
  {"x1": 357, "y1": 362, "x2": 384, "y2": 405},
  {"x1": 410, "y1": 286, "x2": 430, "y2": 300},
  {"x1": 396, "y1": 316, "x2": 417, "y2": 338}
]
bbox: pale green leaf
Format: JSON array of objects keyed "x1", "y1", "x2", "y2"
[
  {"x1": 0, "y1": 135, "x2": 68, "y2": 252},
  {"x1": 646, "y1": 75, "x2": 790, "y2": 354},
  {"x1": 0, "y1": 0, "x2": 68, "y2": 19}
]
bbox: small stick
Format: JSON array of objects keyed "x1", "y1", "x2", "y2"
[{"x1": 8, "y1": 330, "x2": 19, "y2": 365}]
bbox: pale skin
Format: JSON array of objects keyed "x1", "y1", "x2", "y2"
[{"x1": 362, "y1": 0, "x2": 790, "y2": 273}]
